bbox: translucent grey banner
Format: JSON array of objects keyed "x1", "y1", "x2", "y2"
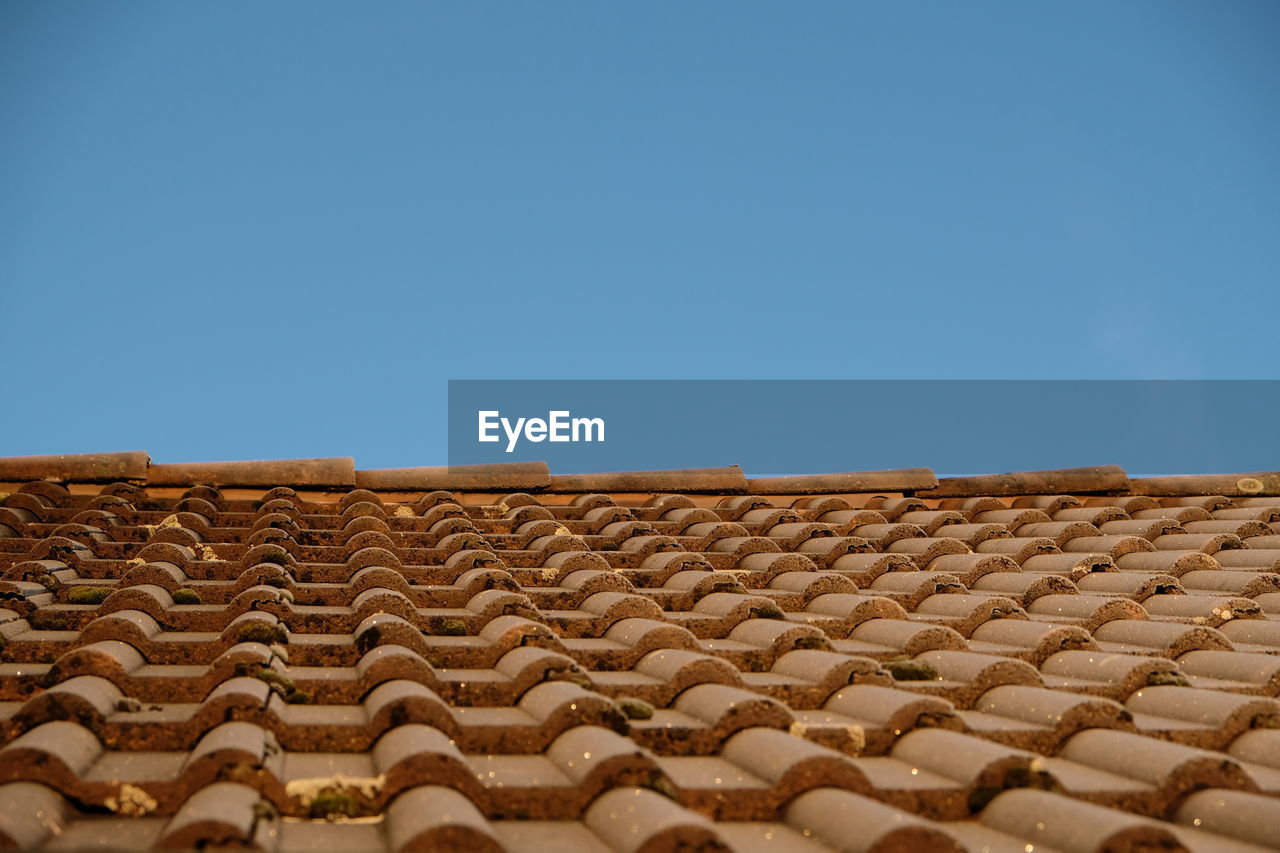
[{"x1": 447, "y1": 380, "x2": 1278, "y2": 475}]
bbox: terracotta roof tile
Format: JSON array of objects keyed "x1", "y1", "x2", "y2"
[
  {"x1": 1131, "y1": 472, "x2": 1280, "y2": 498},
  {"x1": 746, "y1": 468, "x2": 938, "y2": 495},
  {"x1": 147, "y1": 458, "x2": 357, "y2": 488},
  {"x1": 1174, "y1": 788, "x2": 1280, "y2": 850},
  {"x1": 966, "y1": 789, "x2": 1186, "y2": 852},
  {"x1": 0, "y1": 452, "x2": 150, "y2": 483},
  {"x1": 919, "y1": 466, "x2": 1131, "y2": 498},
  {"x1": 549, "y1": 466, "x2": 749, "y2": 494},
  {"x1": 356, "y1": 462, "x2": 552, "y2": 492}
]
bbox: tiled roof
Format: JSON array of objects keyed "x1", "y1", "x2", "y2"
[{"x1": 1, "y1": 452, "x2": 1279, "y2": 852}]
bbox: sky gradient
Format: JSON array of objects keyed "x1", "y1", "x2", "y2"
[{"x1": 3, "y1": 2, "x2": 1278, "y2": 469}]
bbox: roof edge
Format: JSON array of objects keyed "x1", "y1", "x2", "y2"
[
  {"x1": 356, "y1": 462, "x2": 551, "y2": 491},
  {"x1": 147, "y1": 458, "x2": 357, "y2": 488},
  {"x1": 917, "y1": 465, "x2": 1131, "y2": 498},
  {"x1": 1128, "y1": 472, "x2": 1280, "y2": 497},
  {"x1": 746, "y1": 468, "x2": 937, "y2": 495},
  {"x1": 4, "y1": 453, "x2": 1279, "y2": 497},
  {"x1": 547, "y1": 466, "x2": 748, "y2": 494},
  {"x1": 0, "y1": 451, "x2": 149, "y2": 483}
]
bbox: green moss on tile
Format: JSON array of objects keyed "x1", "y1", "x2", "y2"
[
  {"x1": 883, "y1": 658, "x2": 939, "y2": 681},
  {"x1": 29, "y1": 613, "x2": 69, "y2": 631},
  {"x1": 1147, "y1": 670, "x2": 1191, "y2": 687},
  {"x1": 250, "y1": 667, "x2": 311, "y2": 704},
  {"x1": 616, "y1": 697, "x2": 654, "y2": 720},
  {"x1": 67, "y1": 586, "x2": 113, "y2": 605},
  {"x1": 643, "y1": 773, "x2": 681, "y2": 802},
  {"x1": 237, "y1": 622, "x2": 289, "y2": 645},
  {"x1": 751, "y1": 602, "x2": 786, "y2": 620},
  {"x1": 171, "y1": 588, "x2": 201, "y2": 604},
  {"x1": 433, "y1": 618, "x2": 468, "y2": 636},
  {"x1": 307, "y1": 791, "x2": 359, "y2": 819},
  {"x1": 254, "y1": 668, "x2": 292, "y2": 689},
  {"x1": 550, "y1": 665, "x2": 592, "y2": 690}
]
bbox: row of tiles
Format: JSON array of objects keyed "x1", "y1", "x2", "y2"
[
  {"x1": 2, "y1": 688, "x2": 1280, "y2": 815},
  {"x1": 3, "y1": 583, "x2": 1280, "y2": 713},
  {"x1": 3, "y1": 779, "x2": 1278, "y2": 852},
  {"x1": 4, "y1": 487, "x2": 1280, "y2": 851},
  {"x1": 6, "y1": 488, "x2": 1280, "y2": 549}
]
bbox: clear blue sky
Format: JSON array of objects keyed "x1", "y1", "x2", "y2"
[{"x1": 3, "y1": 2, "x2": 1278, "y2": 469}]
